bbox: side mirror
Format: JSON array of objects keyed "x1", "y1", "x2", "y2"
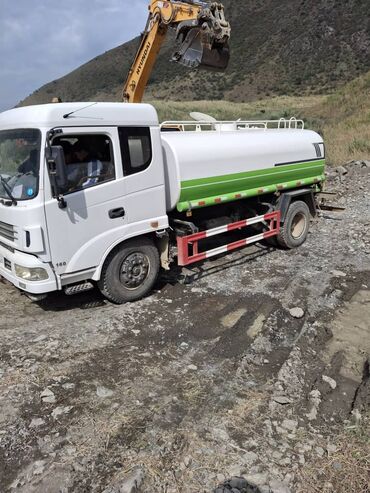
[{"x1": 46, "y1": 145, "x2": 68, "y2": 207}]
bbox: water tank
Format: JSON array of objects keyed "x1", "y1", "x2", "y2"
[{"x1": 161, "y1": 128, "x2": 325, "y2": 212}]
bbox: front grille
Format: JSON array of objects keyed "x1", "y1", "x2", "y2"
[
  {"x1": 0, "y1": 221, "x2": 16, "y2": 242},
  {"x1": 0, "y1": 240, "x2": 14, "y2": 253},
  {"x1": 4, "y1": 258, "x2": 11, "y2": 271}
]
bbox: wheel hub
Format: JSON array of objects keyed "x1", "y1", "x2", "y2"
[
  {"x1": 291, "y1": 212, "x2": 306, "y2": 239},
  {"x1": 120, "y1": 253, "x2": 150, "y2": 289}
]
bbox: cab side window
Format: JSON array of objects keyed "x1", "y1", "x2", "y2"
[
  {"x1": 53, "y1": 134, "x2": 115, "y2": 194},
  {"x1": 118, "y1": 127, "x2": 152, "y2": 176}
]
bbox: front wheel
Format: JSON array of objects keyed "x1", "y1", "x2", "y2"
[
  {"x1": 98, "y1": 238, "x2": 160, "y2": 303},
  {"x1": 277, "y1": 200, "x2": 311, "y2": 249}
]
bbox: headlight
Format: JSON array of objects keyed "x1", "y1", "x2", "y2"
[{"x1": 15, "y1": 264, "x2": 49, "y2": 281}]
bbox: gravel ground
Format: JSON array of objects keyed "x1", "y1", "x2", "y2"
[{"x1": 0, "y1": 161, "x2": 369, "y2": 493}]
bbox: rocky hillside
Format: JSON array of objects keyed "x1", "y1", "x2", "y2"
[{"x1": 20, "y1": 0, "x2": 370, "y2": 105}]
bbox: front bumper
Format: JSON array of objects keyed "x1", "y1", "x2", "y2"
[{"x1": 0, "y1": 244, "x2": 57, "y2": 294}]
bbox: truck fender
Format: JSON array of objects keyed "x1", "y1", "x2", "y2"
[
  {"x1": 277, "y1": 189, "x2": 317, "y2": 222},
  {"x1": 92, "y1": 231, "x2": 162, "y2": 282}
]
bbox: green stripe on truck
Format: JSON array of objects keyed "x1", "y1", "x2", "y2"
[{"x1": 177, "y1": 159, "x2": 325, "y2": 212}]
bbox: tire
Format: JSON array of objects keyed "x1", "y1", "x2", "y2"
[
  {"x1": 277, "y1": 200, "x2": 311, "y2": 249},
  {"x1": 98, "y1": 237, "x2": 160, "y2": 304}
]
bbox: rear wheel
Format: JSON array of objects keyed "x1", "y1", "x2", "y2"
[
  {"x1": 277, "y1": 200, "x2": 311, "y2": 249},
  {"x1": 98, "y1": 238, "x2": 160, "y2": 304}
]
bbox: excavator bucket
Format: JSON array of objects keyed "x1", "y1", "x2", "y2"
[
  {"x1": 172, "y1": 28, "x2": 230, "y2": 71},
  {"x1": 172, "y1": 2, "x2": 231, "y2": 71}
]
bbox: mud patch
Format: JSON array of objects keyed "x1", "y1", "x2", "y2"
[
  {"x1": 324, "y1": 290, "x2": 370, "y2": 382},
  {"x1": 211, "y1": 295, "x2": 278, "y2": 358}
]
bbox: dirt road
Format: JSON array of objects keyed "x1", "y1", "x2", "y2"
[{"x1": 0, "y1": 162, "x2": 369, "y2": 493}]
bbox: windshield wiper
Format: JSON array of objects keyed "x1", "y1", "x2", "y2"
[{"x1": 0, "y1": 175, "x2": 17, "y2": 205}]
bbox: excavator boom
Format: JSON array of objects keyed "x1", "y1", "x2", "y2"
[{"x1": 123, "y1": 0, "x2": 231, "y2": 103}]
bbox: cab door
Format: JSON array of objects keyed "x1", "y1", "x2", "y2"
[
  {"x1": 44, "y1": 127, "x2": 128, "y2": 278},
  {"x1": 44, "y1": 125, "x2": 167, "y2": 282}
]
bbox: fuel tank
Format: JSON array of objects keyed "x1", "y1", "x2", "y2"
[{"x1": 160, "y1": 128, "x2": 325, "y2": 212}]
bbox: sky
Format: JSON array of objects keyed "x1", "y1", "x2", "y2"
[{"x1": 0, "y1": 0, "x2": 148, "y2": 112}]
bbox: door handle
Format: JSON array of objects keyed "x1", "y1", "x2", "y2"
[{"x1": 109, "y1": 207, "x2": 125, "y2": 219}]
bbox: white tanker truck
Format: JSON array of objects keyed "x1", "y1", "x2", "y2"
[{"x1": 0, "y1": 103, "x2": 325, "y2": 303}]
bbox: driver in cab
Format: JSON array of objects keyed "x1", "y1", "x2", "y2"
[{"x1": 65, "y1": 139, "x2": 103, "y2": 192}]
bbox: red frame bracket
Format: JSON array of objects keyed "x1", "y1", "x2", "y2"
[{"x1": 177, "y1": 211, "x2": 281, "y2": 266}]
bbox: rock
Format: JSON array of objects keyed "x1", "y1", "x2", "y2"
[
  {"x1": 269, "y1": 479, "x2": 291, "y2": 493},
  {"x1": 278, "y1": 457, "x2": 292, "y2": 466},
  {"x1": 40, "y1": 388, "x2": 56, "y2": 404},
  {"x1": 351, "y1": 408, "x2": 362, "y2": 424},
  {"x1": 187, "y1": 364, "x2": 198, "y2": 371},
  {"x1": 315, "y1": 447, "x2": 325, "y2": 457},
  {"x1": 10, "y1": 478, "x2": 22, "y2": 489},
  {"x1": 332, "y1": 461, "x2": 342, "y2": 471},
  {"x1": 228, "y1": 465, "x2": 244, "y2": 477},
  {"x1": 362, "y1": 160, "x2": 370, "y2": 168},
  {"x1": 259, "y1": 487, "x2": 272, "y2": 493},
  {"x1": 51, "y1": 406, "x2": 73, "y2": 419},
  {"x1": 322, "y1": 375, "x2": 337, "y2": 390},
  {"x1": 273, "y1": 396, "x2": 292, "y2": 405},
  {"x1": 96, "y1": 386, "x2": 114, "y2": 398},
  {"x1": 183, "y1": 456, "x2": 192, "y2": 468},
  {"x1": 212, "y1": 428, "x2": 230, "y2": 441},
  {"x1": 289, "y1": 307, "x2": 305, "y2": 319},
  {"x1": 33, "y1": 460, "x2": 47, "y2": 476},
  {"x1": 65, "y1": 446, "x2": 77, "y2": 456},
  {"x1": 326, "y1": 444, "x2": 337, "y2": 455},
  {"x1": 216, "y1": 473, "x2": 226, "y2": 483},
  {"x1": 32, "y1": 334, "x2": 47, "y2": 343},
  {"x1": 281, "y1": 419, "x2": 298, "y2": 432},
  {"x1": 244, "y1": 472, "x2": 269, "y2": 487},
  {"x1": 272, "y1": 451, "x2": 283, "y2": 460},
  {"x1": 331, "y1": 270, "x2": 346, "y2": 277},
  {"x1": 244, "y1": 451, "x2": 258, "y2": 464},
  {"x1": 72, "y1": 461, "x2": 86, "y2": 473},
  {"x1": 324, "y1": 482, "x2": 334, "y2": 490},
  {"x1": 336, "y1": 166, "x2": 348, "y2": 176},
  {"x1": 105, "y1": 467, "x2": 144, "y2": 493},
  {"x1": 306, "y1": 389, "x2": 321, "y2": 421},
  {"x1": 30, "y1": 418, "x2": 45, "y2": 428},
  {"x1": 62, "y1": 382, "x2": 75, "y2": 390},
  {"x1": 310, "y1": 389, "x2": 321, "y2": 400}
]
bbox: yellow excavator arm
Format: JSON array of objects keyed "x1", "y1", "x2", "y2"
[{"x1": 122, "y1": 0, "x2": 231, "y2": 103}]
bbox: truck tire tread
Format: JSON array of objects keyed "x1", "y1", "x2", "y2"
[
  {"x1": 98, "y1": 237, "x2": 160, "y2": 304},
  {"x1": 277, "y1": 200, "x2": 310, "y2": 249}
]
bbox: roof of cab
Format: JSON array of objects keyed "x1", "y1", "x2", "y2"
[{"x1": 0, "y1": 102, "x2": 159, "y2": 130}]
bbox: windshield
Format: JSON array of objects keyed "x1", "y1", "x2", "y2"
[{"x1": 0, "y1": 129, "x2": 41, "y2": 201}]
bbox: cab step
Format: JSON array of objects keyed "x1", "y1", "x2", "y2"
[{"x1": 64, "y1": 282, "x2": 94, "y2": 296}]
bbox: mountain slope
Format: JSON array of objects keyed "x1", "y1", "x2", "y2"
[{"x1": 20, "y1": 0, "x2": 370, "y2": 105}]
